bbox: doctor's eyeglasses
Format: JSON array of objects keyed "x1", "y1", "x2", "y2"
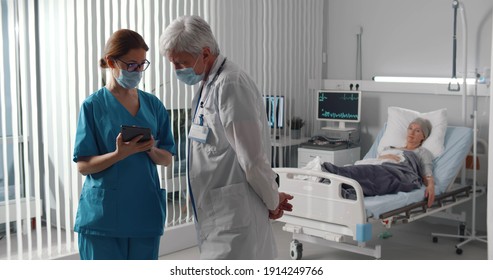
[{"x1": 116, "y1": 58, "x2": 150, "y2": 72}]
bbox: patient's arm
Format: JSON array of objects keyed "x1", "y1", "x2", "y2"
[{"x1": 424, "y1": 175, "x2": 435, "y2": 207}]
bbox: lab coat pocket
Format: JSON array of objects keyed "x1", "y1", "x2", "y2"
[
  {"x1": 210, "y1": 182, "x2": 251, "y2": 230},
  {"x1": 75, "y1": 187, "x2": 117, "y2": 231},
  {"x1": 203, "y1": 113, "x2": 228, "y2": 155}
]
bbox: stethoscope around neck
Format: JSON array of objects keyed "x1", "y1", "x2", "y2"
[{"x1": 193, "y1": 57, "x2": 227, "y2": 126}]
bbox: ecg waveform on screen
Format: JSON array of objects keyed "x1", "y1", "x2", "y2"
[
  {"x1": 320, "y1": 111, "x2": 359, "y2": 119},
  {"x1": 317, "y1": 91, "x2": 360, "y2": 121},
  {"x1": 319, "y1": 93, "x2": 359, "y2": 102}
]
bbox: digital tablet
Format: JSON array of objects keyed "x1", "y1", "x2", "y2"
[{"x1": 120, "y1": 125, "x2": 151, "y2": 143}]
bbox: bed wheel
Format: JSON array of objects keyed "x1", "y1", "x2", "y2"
[
  {"x1": 456, "y1": 247, "x2": 463, "y2": 255},
  {"x1": 432, "y1": 236, "x2": 438, "y2": 243},
  {"x1": 290, "y1": 240, "x2": 303, "y2": 260}
]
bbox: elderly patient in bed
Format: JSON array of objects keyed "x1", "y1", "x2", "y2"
[{"x1": 322, "y1": 117, "x2": 436, "y2": 207}]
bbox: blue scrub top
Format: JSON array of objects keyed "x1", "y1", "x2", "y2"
[{"x1": 73, "y1": 88, "x2": 175, "y2": 237}]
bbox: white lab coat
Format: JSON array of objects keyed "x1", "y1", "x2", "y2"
[{"x1": 188, "y1": 55, "x2": 280, "y2": 259}]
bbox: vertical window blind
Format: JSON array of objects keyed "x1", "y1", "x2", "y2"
[{"x1": 0, "y1": 0, "x2": 322, "y2": 259}]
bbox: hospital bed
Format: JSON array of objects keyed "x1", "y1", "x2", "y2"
[{"x1": 274, "y1": 125, "x2": 482, "y2": 259}]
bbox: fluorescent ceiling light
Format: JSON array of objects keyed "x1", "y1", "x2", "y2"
[{"x1": 372, "y1": 76, "x2": 476, "y2": 84}]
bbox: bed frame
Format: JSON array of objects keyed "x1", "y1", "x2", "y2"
[
  {"x1": 274, "y1": 165, "x2": 484, "y2": 259},
  {"x1": 274, "y1": 124, "x2": 483, "y2": 259},
  {"x1": 275, "y1": 168, "x2": 380, "y2": 258}
]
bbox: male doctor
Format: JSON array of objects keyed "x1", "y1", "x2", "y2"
[{"x1": 159, "y1": 15, "x2": 293, "y2": 259}]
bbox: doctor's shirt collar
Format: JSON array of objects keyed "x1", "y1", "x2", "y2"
[{"x1": 203, "y1": 54, "x2": 225, "y2": 87}]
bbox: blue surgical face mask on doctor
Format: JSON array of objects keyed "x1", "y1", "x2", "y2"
[
  {"x1": 175, "y1": 55, "x2": 205, "y2": 85},
  {"x1": 115, "y1": 69, "x2": 143, "y2": 89}
]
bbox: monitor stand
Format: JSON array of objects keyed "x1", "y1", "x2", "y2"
[{"x1": 321, "y1": 121, "x2": 356, "y2": 132}]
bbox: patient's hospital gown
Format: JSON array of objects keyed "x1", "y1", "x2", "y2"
[{"x1": 188, "y1": 55, "x2": 280, "y2": 259}]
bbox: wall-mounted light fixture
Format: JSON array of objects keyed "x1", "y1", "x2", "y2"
[{"x1": 372, "y1": 76, "x2": 475, "y2": 84}]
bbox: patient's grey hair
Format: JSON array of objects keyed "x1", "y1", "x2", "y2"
[
  {"x1": 159, "y1": 15, "x2": 220, "y2": 57},
  {"x1": 411, "y1": 117, "x2": 432, "y2": 140}
]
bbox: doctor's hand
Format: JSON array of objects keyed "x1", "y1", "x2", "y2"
[
  {"x1": 278, "y1": 192, "x2": 294, "y2": 212},
  {"x1": 115, "y1": 133, "x2": 155, "y2": 159},
  {"x1": 269, "y1": 192, "x2": 294, "y2": 220},
  {"x1": 269, "y1": 208, "x2": 284, "y2": 220}
]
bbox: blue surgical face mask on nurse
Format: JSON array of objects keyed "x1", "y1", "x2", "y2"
[
  {"x1": 113, "y1": 58, "x2": 150, "y2": 89},
  {"x1": 116, "y1": 70, "x2": 142, "y2": 89},
  {"x1": 175, "y1": 55, "x2": 205, "y2": 85}
]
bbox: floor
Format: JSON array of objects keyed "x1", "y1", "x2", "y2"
[
  {"x1": 2, "y1": 220, "x2": 486, "y2": 279},
  {"x1": 2, "y1": 207, "x2": 487, "y2": 260},
  {"x1": 0, "y1": 222, "x2": 75, "y2": 260},
  {"x1": 160, "y1": 218, "x2": 488, "y2": 260},
  {"x1": 0, "y1": 197, "x2": 190, "y2": 260}
]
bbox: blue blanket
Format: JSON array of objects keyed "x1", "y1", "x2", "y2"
[{"x1": 321, "y1": 151, "x2": 425, "y2": 197}]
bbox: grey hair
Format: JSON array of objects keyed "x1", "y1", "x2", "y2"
[
  {"x1": 159, "y1": 15, "x2": 220, "y2": 57},
  {"x1": 410, "y1": 117, "x2": 432, "y2": 140}
]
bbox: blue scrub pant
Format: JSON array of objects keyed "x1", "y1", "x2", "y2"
[{"x1": 78, "y1": 233, "x2": 161, "y2": 260}]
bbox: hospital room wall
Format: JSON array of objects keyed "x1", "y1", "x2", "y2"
[
  {"x1": 324, "y1": 0, "x2": 492, "y2": 80},
  {"x1": 322, "y1": 0, "x2": 492, "y2": 234}
]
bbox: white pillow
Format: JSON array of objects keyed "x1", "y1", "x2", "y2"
[{"x1": 377, "y1": 107, "x2": 448, "y2": 158}]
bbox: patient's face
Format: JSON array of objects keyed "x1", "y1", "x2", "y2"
[{"x1": 407, "y1": 123, "x2": 426, "y2": 147}]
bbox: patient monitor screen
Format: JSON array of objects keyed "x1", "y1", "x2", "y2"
[{"x1": 317, "y1": 90, "x2": 361, "y2": 123}]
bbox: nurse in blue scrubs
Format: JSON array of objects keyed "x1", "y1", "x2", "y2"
[{"x1": 73, "y1": 29, "x2": 175, "y2": 260}]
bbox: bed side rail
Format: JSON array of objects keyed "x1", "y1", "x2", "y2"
[
  {"x1": 273, "y1": 168, "x2": 368, "y2": 239},
  {"x1": 378, "y1": 185, "x2": 482, "y2": 226}
]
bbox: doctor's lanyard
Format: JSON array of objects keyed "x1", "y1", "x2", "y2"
[{"x1": 194, "y1": 57, "x2": 227, "y2": 126}]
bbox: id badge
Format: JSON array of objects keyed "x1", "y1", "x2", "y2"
[{"x1": 188, "y1": 124, "x2": 209, "y2": 143}]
